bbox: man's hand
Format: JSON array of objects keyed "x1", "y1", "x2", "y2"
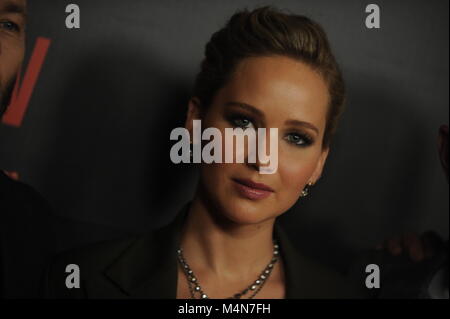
[{"x1": 376, "y1": 231, "x2": 445, "y2": 262}]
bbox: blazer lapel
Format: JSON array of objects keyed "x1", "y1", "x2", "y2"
[
  {"x1": 104, "y1": 205, "x2": 189, "y2": 298},
  {"x1": 103, "y1": 204, "x2": 351, "y2": 299},
  {"x1": 275, "y1": 222, "x2": 350, "y2": 298},
  {"x1": 275, "y1": 223, "x2": 312, "y2": 298}
]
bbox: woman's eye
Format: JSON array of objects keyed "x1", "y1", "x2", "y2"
[
  {"x1": 0, "y1": 21, "x2": 20, "y2": 33},
  {"x1": 285, "y1": 133, "x2": 312, "y2": 147},
  {"x1": 231, "y1": 117, "x2": 254, "y2": 129}
]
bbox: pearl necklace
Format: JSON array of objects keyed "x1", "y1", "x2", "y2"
[{"x1": 177, "y1": 241, "x2": 279, "y2": 299}]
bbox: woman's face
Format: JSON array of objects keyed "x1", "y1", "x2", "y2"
[{"x1": 186, "y1": 56, "x2": 330, "y2": 225}]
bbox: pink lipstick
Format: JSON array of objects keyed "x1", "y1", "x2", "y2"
[{"x1": 232, "y1": 178, "x2": 274, "y2": 200}]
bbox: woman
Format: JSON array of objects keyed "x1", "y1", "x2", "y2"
[{"x1": 44, "y1": 7, "x2": 362, "y2": 299}]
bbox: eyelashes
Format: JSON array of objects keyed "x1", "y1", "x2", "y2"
[
  {"x1": 225, "y1": 112, "x2": 315, "y2": 148},
  {"x1": 227, "y1": 114, "x2": 255, "y2": 129},
  {"x1": 284, "y1": 132, "x2": 313, "y2": 147}
]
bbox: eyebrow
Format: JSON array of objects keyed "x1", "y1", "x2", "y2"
[
  {"x1": 285, "y1": 119, "x2": 319, "y2": 134},
  {"x1": 0, "y1": 2, "x2": 27, "y2": 17},
  {"x1": 225, "y1": 101, "x2": 265, "y2": 119},
  {"x1": 225, "y1": 101, "x2": 319, "y2": 134}
]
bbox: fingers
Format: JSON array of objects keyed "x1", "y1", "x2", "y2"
[
  {"x1": 386, "y1": 236, "x2": 403, "y2": 256},
  {"x1": 421, "y1": 231, "x2": 444, "y2": 259},
  {"x1": 378, "y1": 231, "x2": 444, "y2": 262},
  {"x1": 403, "y1": 233, "x2": 424, "y2": 262}
]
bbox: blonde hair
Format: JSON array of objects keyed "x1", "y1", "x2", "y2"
[{"x1": 193, "y1": 6, "x2": 345, "y2": 147}]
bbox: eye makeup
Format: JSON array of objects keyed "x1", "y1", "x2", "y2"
[
  {"x1": 225, "y1": 113, "x2": 255, "y2": 129},
  {"x1": 223, "y1": 103, "x2": 317, "y2": 148},
  {"x1": 283, "y1": 131, "x2": 314, "y2": 147}
]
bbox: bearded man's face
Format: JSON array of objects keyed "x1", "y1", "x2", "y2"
[{"x1": 0, "y1": 0, "x2": 26, "y2": 117}]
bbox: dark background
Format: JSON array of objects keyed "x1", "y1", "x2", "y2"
[{"x1": 0, "y1": 0, "x2": 448, "y2": 272}]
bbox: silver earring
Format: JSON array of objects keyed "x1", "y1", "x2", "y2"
[{"x1": 301, "y1": 182, "x2": 313, "y2": 197}]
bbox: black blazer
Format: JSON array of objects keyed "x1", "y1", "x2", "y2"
[
  {"x1": 44, "y1": 204, "x2": 364, "y2": 299},
  {"x1": 0, "y1": 170, "x2": 130, "y2": 298},
  {"x1": 0, "y1": 170, "x2": 55, "y2": 298}
]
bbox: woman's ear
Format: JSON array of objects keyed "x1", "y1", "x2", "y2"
[
  {"x1": 185, "y1": 97, "x2": 202, "y2": 136},
  {"x1": 310, "y1": 147, "x2": 329, "y2": 184}
]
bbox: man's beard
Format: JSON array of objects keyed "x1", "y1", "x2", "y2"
[{"x1": 0, "y1": 77, "x2": 17, "y2": 119}]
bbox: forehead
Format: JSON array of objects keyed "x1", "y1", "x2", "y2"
[
  {"x1": 221, "y1": 56, "x2": 329, "y2": 126},
  {"x1": 0, "y1": 0, "x2": 26, "y2": 13}
]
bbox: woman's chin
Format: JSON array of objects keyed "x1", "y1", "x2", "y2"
[{"x1": 219, "y1": 199, "x2": 274, "y2": 225}]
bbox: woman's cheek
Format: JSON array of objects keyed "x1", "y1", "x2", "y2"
[{"x1": 277, "y1": 150, "x2": 318, "y2": 196}]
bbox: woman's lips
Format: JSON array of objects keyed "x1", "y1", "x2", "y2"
[{"x1": 232, "y1": 178, "x2": 274, "y2": 200}]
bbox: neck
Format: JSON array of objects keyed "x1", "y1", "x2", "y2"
[{"x1": 179, "y1": 192, "x2": 276, "y2": 281}]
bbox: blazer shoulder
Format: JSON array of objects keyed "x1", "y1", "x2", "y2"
[
  {"x1": 275, "y1": 223, "x2": 367, "y2": 298},
  {"x1": 51, "y1": 235, "x2": 140, "y2": 270},
  {"x1": 43, "y1": 212, "x2": 184, "y2": 299},
  {"x1": 301, "y1": 254, "x2": 367, "y2": 298},
  {"x1": 0, "y1": 172, "x2": 53, "y2": 218},
  {"x1": 43, "y1": 235, "x2": 140, "y2": 298}
]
